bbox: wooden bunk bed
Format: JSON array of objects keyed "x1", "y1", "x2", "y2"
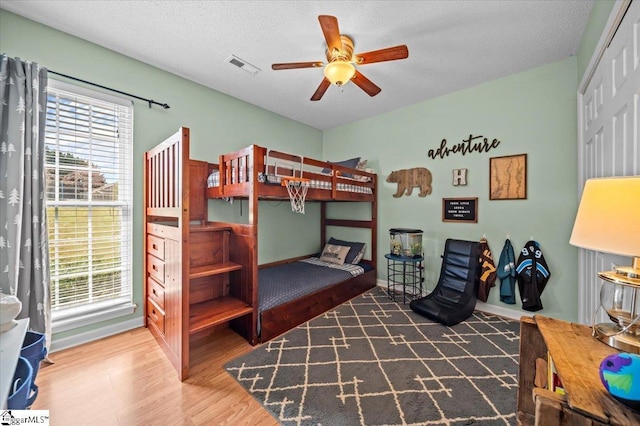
[{"x1": 144, "y1": 127, "x2": 377, "y2": 380}]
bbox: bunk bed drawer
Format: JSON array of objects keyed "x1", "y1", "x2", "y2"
[
  {"x1": 147, "y1": 254, "x2": 165, "y2": 284},
  {"x1": 147, "y1": 223, "x2": 180, "y2": 241},
  {"x1": 147, "y1": 277, "x2": 165, "y2": 310},
  {"x1": 147, "y1": 299, "x2": 165, "y2": 334},
  {"x1": 147, "y1": 234, "x2": 165, "y2": 260}
]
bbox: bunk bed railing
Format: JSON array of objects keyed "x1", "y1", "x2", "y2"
[
  {"x1": 215, "y1": 145, "x2": 254, "y2": 197},
  {"x1": 210, "y1": 144, "x2": 376, "y2": 200},
  {"x1": 145, "y1": 129, "x2": 185, "y2": 217}
]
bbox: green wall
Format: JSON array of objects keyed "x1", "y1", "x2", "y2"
[
  {"x1": 577, "y1": 0, "x2": 616, "y2": 82},
  {"x1": 0, "y1": 10, "x2": 323, "y2": 341},
  {"x1": 0, "y1": 1, "x2": 617, "y2": 340},
  {"x1": 324, "y1": 58, "x2": 579, "y2": 321},
  {"x1": 322, "y1": 0, "x2": 619, "y2": 323}
]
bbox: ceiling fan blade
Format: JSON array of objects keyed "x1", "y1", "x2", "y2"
[
  {"x1": 318, "y1": 15, "x2": 342, "y2": 53},
  {"x1": 272, "y1": 61, "x2": 323, "y2": 70},
  {"x1": 311, "y1": 78, "x2": 331, "y2": 101},
  {"x1": 351, "y1": 70, "x2": 381, "y2": 97},
  {"x1": 354, "y1": 45, "x2": 409, "y2": 65}
]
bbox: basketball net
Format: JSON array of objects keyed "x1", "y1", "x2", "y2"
[{"x1": 282, "y1": 177, "x2": 310, "y2": 214}]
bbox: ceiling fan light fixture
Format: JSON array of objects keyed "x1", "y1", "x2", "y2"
[
  {"x1": 272, "y1": 16, "x2": 406, "y2": 100},
  {"x1": 324, "y1": 60, "x2": 355, "y2": 86}
]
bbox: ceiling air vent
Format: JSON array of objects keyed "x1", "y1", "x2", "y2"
[{"x1": 226, "y1": 55, "x2": 261, "y2": 75}]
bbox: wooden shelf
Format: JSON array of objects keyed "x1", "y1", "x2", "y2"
[
  {"x1": 190, "y1": 222, "x2": 231, "y2": 233},
  {"x1": 189, "y1": 296, "x2": 252, "y2": 334},
  {"x1": 189, "y1": 261, "x2": 242, "y2": 279}
]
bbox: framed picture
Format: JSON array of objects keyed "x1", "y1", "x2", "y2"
[
  {"x1": 490, "y1": 154, "x2": 527, "y2": 200},
  {"x1": 442, "y1": 197, "x2": 478, "y2": 223}
]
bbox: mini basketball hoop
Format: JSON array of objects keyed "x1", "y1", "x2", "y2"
[{"x1": 282, "y1": 177, "x2": 310, "y2": 214}]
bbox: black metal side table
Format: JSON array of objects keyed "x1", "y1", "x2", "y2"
[{"x1": 385, "y1": 253, "x2": 424, "y2": 304}]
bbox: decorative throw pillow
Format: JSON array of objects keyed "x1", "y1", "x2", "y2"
[
  {"x1": 328, "y1": 237, "x2": 365, "y2": 264},
  {"x1": 319, "y1": 244, "x2": 351, "y2": 265},
  {"x1": 321, "y1": 157, "x2": 361, "y2": 178},
  {"x1": 353, "y1": 162, "x2": 373, "y2": 182},
  {"x1": 351, "y1": 245, "x2": 366, "y2": 264},
  {"x1": 356, "y1": 159, "x2": 368, "y2": 170}
]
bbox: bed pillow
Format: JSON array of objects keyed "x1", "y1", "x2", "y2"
[
  {"x1": 321, "y1": 157, "x2": 361, "y2": 178},
  {"x1": 356, "y1": 159, "x2": 368, "y2": 170},
  {"x1": 352, "y1": 160, "x2": 373, "y2": 182},
  {"x1": 318, "y1": 244, "x2": 351, "y2": 265},
  {"x1": 328, "y1": 237, "x2": 365, "y2": 264},
  {"x1": 351, "y1": 246, "x2": 366, "y2": 264}
]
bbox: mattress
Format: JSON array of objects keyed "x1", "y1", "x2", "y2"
[
  {"x1": 207, "y1": 170, "x2": 372, "y2": 194},
  {"x1": 257, "y1": 258, "x2": 367, "y2": 336},
  {"x1": 258, "y1": 258, "x2": 365, "y2": 314}
]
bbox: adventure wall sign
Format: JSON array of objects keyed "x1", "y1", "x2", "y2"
[{"x1": 428, "y1": 135, "x2": 501, "y2": 159}]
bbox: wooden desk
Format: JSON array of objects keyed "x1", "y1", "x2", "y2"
[{"x1": 517, "y1": 316, "x2": 640, "y2": 426}]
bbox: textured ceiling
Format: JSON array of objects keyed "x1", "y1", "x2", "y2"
[{"x1": 1, "y1": 1, "x2": 594, "y2": 130}]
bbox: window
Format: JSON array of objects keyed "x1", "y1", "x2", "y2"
[{"x1": 45, "y1": 80, "x2": 134, "y2": 332}]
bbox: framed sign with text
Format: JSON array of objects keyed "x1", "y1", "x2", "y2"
[{"x1": 442, "y1": 197, "x2": 478, "y2": 223}]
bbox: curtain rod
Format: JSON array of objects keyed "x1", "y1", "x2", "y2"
[{"x1": 48, "y1": 70, "x2": 170, "y2": 109}]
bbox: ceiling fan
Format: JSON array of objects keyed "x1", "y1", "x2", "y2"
[{"x1": 272, "y1": 15, "x2": 409, "y2": 101}]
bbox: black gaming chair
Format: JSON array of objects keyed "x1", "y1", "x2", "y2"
[{"x1": 410, "y1": 239, "x2": 480, "y2": 326}]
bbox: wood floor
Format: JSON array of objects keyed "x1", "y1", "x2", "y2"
[{"x1": 31, "y1": 326, "x2": 278, "y2": 426}]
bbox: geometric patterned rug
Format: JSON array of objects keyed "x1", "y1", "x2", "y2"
[{"x1": 225, "y1": 286, "x2": 520, "y2": 426}]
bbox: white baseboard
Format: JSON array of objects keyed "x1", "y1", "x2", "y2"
[
  {"x1": 473, "y1": 300, "x2": 522, "y2": 321},
  {"x1": 50, "y1": 317, "x2": 144, "y2": 353},
  {"x1": 375, "y1": 281, "x2": 522, "y2": 321}
]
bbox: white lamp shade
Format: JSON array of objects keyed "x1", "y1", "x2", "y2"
[
  {"x1": 569, "y1": 176, "x2": 640, "y2": 257},
  {"x1": 323, "y1": 61, "x2": 355, "y2": 86}
]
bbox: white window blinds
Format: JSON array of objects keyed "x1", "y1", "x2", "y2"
[{"x1": 45, "y1": 80, "x2": 134, "y2": 331}]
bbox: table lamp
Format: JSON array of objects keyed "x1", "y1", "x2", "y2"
[{"x1": 569, "y1": 176, "x2": 640, "y2": 353}]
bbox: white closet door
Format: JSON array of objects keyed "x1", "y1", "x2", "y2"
[
  {"x1": 578, "y1": 0, "x2": 640, "y2": 325},
  {"x1": 580, "y1": 52, "x2": 606, "y2": 324},
  {"x1": 607, "y1": 0, "x2": 639, "y2": 176}
]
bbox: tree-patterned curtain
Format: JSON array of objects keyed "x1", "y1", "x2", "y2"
[{"x1": 0, "y1": 55, "x2": 51, "y2": 340}]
